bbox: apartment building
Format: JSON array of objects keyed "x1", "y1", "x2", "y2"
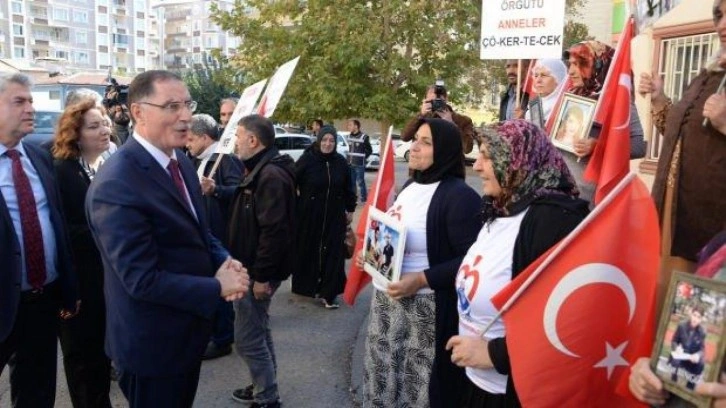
[
  {"x1": 0, "y1": 0, "x2": 153, "y2": 74},
  {"x1": 151, "y1": 0, "x2": 241, "y2": 70}
]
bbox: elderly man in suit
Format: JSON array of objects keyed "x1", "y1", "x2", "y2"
[
  {"x1": 0, "y1": 72, "x2": 80, "y2": 406},
  {"x1": 86, "y1": 70, "x2": 250, "y2": 407}
]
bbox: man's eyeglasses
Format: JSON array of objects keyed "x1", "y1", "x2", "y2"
[{"x1": 138, "y1": 100, "x2": 198, "y2": 114}]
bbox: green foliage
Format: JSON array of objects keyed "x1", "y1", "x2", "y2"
[
  {"x1": 563, "y1": 21, "x2": 594, "y2": 49},
  {"x1": 212, "y1": 0, "x2": 481, "y2": 127},
  {"x1": 180, "y1": 53, "x2": 242, "y2": 122}
]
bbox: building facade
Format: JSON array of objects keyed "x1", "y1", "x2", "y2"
[
  {"x1": 151, "y1": 0, "x2": 241, "y2": 70},
  {"x1": 0, "y1": 0, "x2": 155, "y2": 74}
]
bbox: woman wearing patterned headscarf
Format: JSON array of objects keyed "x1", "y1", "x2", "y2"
[
  {"x1": 525, "y1": 58, "x2": 568, "y2": 127},
  {"x1": 446, "y1": 120, "x2": 589, "y2": 407},
  {"x1": 561, "y1": 41, "x2": 646, "y2": 204},
  {"x1": 292, "y1": 125, "x2": 356, "y2": 309},
  {"x1": 357, "y1": 118, "x2": 481, "y2": 408}
]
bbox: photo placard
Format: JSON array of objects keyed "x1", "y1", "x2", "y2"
[{"x1": 362, "y1": 207, "x2": 406, "y2": 289}]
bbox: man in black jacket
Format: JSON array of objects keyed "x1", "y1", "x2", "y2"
[
  {"x1": 186, "y1": 113, "x2": 243, "y2": 360},
  {"x1": 227, "y1": 114, "x2": 296, "y2": 408}
]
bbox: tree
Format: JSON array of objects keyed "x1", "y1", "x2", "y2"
[
  {"x1": 563, "y1": 21, "x2": 594, "y2": 50},
  {"x1": 180, "y1": 52, "x2": 243, "y2": 122},
  {"x1": 212, "y1": 0, "x2": 481, "y2": 133}
]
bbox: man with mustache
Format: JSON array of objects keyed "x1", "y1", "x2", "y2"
[
  {"x1": 499, "y1": 59, "x2": 531, "y2": 121},
  {"x1": 0, "y1": 72, "x2": 80, "y2": 406},
  {"x1": 86, "y1": 70, "x2": 250, "y2": 407}
]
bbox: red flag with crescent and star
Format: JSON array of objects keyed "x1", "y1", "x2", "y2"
[
  {"x1": 490, "y1": 175, "x2": 659, "y2": 407},
  {"x1": 343, "y1": 133, "x2": 396, "y2": 305},
  {"x1": 584, "y1": 17, "x2": 635, "y2": 204}
]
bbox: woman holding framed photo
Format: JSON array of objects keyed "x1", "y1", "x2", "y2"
[
  {"x1": 561, "y1": 40, "x2": 646, "y2": 204},
  {"x1": 357, "y1": 118, "x2": 481, "y2": 408}
]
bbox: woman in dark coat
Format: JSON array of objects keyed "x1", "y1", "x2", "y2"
[
  {"x1": 52, "y1": 98, "x2": 113, "y2": 408},
  {"x1": 292, "y1": 125, "x2": 357, "y2": 308}
]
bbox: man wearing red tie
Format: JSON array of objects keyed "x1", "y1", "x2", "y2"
[
  {"x1": 0, "y1": 73, "x2": 80, "y2": 406},
  {"x1": 86, "y1": 70, "x2": 250, "y2": 407}
]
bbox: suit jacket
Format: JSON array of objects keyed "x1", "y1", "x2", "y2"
[
  {"x1": 193, "y1": 153, "x2": 242, "y2": 247},
  {"x1": 0, "y1": 142, "x2": 78, "y2": 341},
  {"x1": 85, "y1": 136, "x2": 228, "y2": 376},
  {"x1": 53, "y1": 159, "x2": 105, "y2": 308},
  {"x1": 499, "y1": 85, "x2": 530, "y2": 121}
]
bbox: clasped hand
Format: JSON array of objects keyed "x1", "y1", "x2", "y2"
[
  {"x1": 445, "y1": 335, "x2": 493, "y2": 369},
  {"x1": 200, "y1": 177, "x2": 216, "y2": 196},
  {"x1": 215, "y1": 257, "x2": 249, "y2": 301}
]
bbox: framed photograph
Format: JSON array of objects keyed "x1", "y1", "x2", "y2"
[
  {"x1": 528, "y1": 97, "x2": 545, "y2": 130},
  {"x1": 362, "y1": 207, "x2": 406, "y2": 289},
  {"x1": 550, "y1": 93, "x2": 597, "y2": 153},
  {"x1": 651, "y1": 272, "x2": 726, "y2": 408}
]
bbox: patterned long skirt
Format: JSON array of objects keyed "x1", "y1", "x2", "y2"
[{"x1": 362, "y1": 290, "x2": 436, "y2": 408}]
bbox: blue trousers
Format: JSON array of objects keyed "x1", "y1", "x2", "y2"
[{"x1": 350, "y1": 165, "x2": 367, "y2": 202}]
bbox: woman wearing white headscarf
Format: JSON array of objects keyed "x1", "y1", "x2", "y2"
[{"x1": 524, "y1": 58, "x2": 568, "y2": 127}]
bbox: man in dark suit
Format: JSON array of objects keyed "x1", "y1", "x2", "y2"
[
  {"x1": 0, "y1": 72, "x2": 80, "y2": 406},
  {"x1": 186, "y1": 113, "x2": 243, "y2": 360},
  {"x1": 86, "y1": 70, "x2": 250, "y2": 407}
]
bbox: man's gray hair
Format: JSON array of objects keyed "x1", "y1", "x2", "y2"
[
  {"x1": 191, "y1": 113, "x2": 220, "y2": 140},
  {"x1": 65, "y1": 88, "x2": 103, "y2": 107},
  {"x1": 220, "y1": 97, "x2": 239, "y2": 106},
  {"x1": 0, "y1": 73, "x2": 33, "y2": 94}
]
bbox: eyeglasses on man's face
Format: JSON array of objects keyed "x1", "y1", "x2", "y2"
[{"x1": 138, "y1": 100, "x2": 198, "y2": 114}]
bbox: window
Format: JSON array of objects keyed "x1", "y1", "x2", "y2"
[
  {"x1": 54, "y1": 50, "x2": 69, "y2": 60},
  {"x1": 53, "y1": 8, "x2": 69, "y2": 21},
  {"x1": 74, "y1": 51, "x2": 89, "y2": 64},
  {"x1": 648, "y1": 32, "x2": 719, "y2": 161},
  {"x1": 76, "y1": 31, "x2": 88, "y2": 45},
  {"x1": 13, "y1": 24, "x2": 23, "y2": 36},
  {"x1": 98, "y1": 13, "x2": 108, "y2": 26},
  {"x1": 135, "y1": 36, "x2": 145, "y2": 49},
  {"x1": 11, "y1": 2, "x2": 22, "y2": 14},
  {"x1": 73, "y1": 10, "x2": 88, "y2": 23},
  {"x1": 113, "y1": 33, "x2": 130, "y2": 46},
  {"x1": 291, "y1": 137, "x2": 312, "y2": 149},
  {"x1": 274, "y1": 137, "x2": 289, "y2": 150},
  {"x1": 49, "y1": 90, "x2": 61, "y2": 100},
  {"x1": 14, "y1": 47, "x2": 24, "y2": 58},
  {"x1": 98, "y1": 33, "x2": 108, "y2": 45},
  {"x1": 34, "y1": 28, "x2": 51, "y2": 41}
]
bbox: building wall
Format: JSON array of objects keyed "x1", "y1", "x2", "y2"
[{"x1": 580, "y1": 0, "x2": 614, "y2": 44}]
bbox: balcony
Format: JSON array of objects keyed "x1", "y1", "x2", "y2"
[
  {"x1": 166, "y1": 9, "x2": 192, "y2": 21},
  {"x1": 112, "y1": 33, "x2": 130, "y2": 47}
]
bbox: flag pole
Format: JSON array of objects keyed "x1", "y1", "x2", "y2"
[
  {"x1": 515, "y1": 59, "x2": 522, "y2": 113},
  {"x1": 369, "y1": 125, "x2": 393, "y2": 208},
  {"x1": 479, "y1": 173, "x2": 638, "y2": 338}
]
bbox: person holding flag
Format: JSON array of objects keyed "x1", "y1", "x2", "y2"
[
  {"x1": 446, "y1": 120, "x2": 589, "y2": 406},
  {"x1": 561, "y1": 40, "x2": 646, "y2": 204},
  {"x1": 357, "y1": 118, "x2": 481, "y2": 408}
]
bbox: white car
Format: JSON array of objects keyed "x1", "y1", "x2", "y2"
[
  {"x1": 395, "y1": 139, "x2": 479, "y2": 164},
  {"x1": 274, "y1": 133, "x2": 312, "y2": 161}
]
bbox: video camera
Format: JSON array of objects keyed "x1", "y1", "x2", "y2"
[
  {"x1": 103, "y1": 78, "x2": 129, "y2": 109},
  {"x1": 430, "y1": 80, "x2": 447, "y2": 113}
]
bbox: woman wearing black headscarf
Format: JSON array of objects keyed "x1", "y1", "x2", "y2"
[
  {"x1": 292, "y1": 125, "x2": 357, "y2": 308},
  {"x1": 358, "y1": 118, "x2": 482, "y2": 407}
]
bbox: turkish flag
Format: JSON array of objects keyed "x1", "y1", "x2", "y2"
[
  {"x1": 343, "y1": 134, "x2": 396, "y2": 305},
  {"x1": 585, "y1": 18, "x2": 635, "y2": 204},
  {"x1": 490, "y1": 175, "x2": 659, "y2": 407}
]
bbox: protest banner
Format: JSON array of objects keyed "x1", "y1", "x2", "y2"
[
  {"x1": 215, "y1": 78, "x2": 268, "y2": 156},
  {"x1": 256, "y1": 56, "x2": 300, "y2": 118},
  {"x1": 479, "y1": 0, "x2": 566, "y2": 60}
]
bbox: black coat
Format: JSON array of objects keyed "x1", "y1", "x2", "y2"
[
  {"x1": 228, "y1": 148, "x2": 297, "y2": 283},
  {"x1": 193, "y1": 153, "x2": 243, "y2": 247},
  {"x1": 292, "y1": 147, "x2": 356, "y2": 299},
  {"x1": 54, "y1": 159, "x2": 104, "y2": 308}
]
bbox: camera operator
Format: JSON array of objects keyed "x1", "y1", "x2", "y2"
[
  {"x1": 401, "y1": 82, "x2": 475, "y2": 155},
  {"x1": 103, "y1": 80, "x2": 131, "y2": 145}
]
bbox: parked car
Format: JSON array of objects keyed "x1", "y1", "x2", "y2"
[
  {"x1": 24, "y1": 110, "x2": 62, "y2": 146},
  {"x1": 365, "y1": 154, "x2": 380, "y2": 171},
  {"x1": 274, "y1": 133, "x2": 313, "y2": 161},
  {"x1": 274, "y1": 125, "x2": 287, "y2": 134},
  {"x1": 395, "y1": 139, "x2": 479, "y2": 164}
]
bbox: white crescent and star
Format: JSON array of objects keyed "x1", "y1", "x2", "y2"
[
  {"x1": 542, "y1": 263, "x2": 635, "y2": 379},
  {"x1": 614, "y1": 74, "x2": 632, "y2": 130}
]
